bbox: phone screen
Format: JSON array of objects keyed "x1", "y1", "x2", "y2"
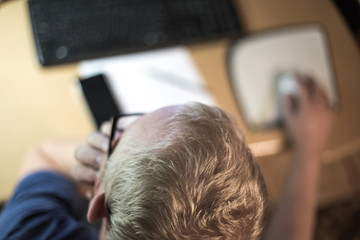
[{"x1": 78, "y1": 74, "x2": 121, "y2": 128}]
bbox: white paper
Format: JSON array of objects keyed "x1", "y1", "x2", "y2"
[{"x1": 78, "y1": 47, "x2": 217, "y2": 113}]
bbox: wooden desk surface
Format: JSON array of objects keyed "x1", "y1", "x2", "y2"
[{"x1": 0, "y1": 0, "x2": 359, "y2": 203}]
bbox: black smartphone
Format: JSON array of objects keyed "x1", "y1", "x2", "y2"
[{"x1": 77, "y1": 74, "x2": 121, "y2": 128}]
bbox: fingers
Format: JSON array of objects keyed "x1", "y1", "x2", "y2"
[
  {"x1": 74, "y1": 131, "x2": 108, "y2": 180},
  {"x1": 72, "y1": 164, "x2": 98, "y2": 199},
  {"x1": 302, "y1": 75, "x2": 316, "y2": 98},
  {"x1": 100, "y1": 121, "x2": 112, "y2": 137},
  {"x1": 95, "y1": 121, "x2": 123, "y2": 151},
  {"x1": 283, "y1": 74, "x2": 333, "y2": 124},
  {"x1": 283, "y1": 94, "x2": 300, "y2": 131},
  {"x1": 73, "y1": 131, "x2": 109, "y2": 196},
  {"x1": 73, "y1": 121, "x2": 126, "y2": 198},
  {"x1": 314, "y1": 82, "x2": 334, "y2": 110},
  {"x1": 99, "y1": 121, "x2": 124, "y2": 154},
  {"x1": 295, "y1": 74, "x2": 313, "y2": 105},
  {"x1": 295, "y1": 74, "x2": 333, "y2": 109},
  {"x1": 75, "y1": 144, "x2": 105, "y2": 169},
  {"x1": 284, "y1": 94, "x2": 299, "y2": 115},
  {"x1": 86, "y1": 131, "x2": 109, "y2": 152},
  {"x1": 73, "y1": 143, "x2": 103, "y2": 193},
  {"x1": 73, "y1": 164, "x2": 98, "y2": 184}
]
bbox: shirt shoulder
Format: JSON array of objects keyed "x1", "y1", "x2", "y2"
[{"x1": 0, "y1": 171, "x2": 97, "y2": 240}]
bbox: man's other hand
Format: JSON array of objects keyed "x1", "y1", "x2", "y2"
[{"x1": 283, "y1": 75, "x2": 335, "y2": 157}]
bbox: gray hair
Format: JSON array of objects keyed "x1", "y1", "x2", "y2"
[{"x1": 104, "y1": 103, "x2": 268, "y2": 239}]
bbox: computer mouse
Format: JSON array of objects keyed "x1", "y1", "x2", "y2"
[{"x1": 277, "y1": 72, "x2": 299, "y2": 96}]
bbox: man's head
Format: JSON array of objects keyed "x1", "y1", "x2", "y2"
[{"x1": 89, "y1": 103, "x2": 268, "y2": 239}]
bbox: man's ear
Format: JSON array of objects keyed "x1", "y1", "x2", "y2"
[{"x1": 87, "y1": 192, "x2": 108, "y2": 223}]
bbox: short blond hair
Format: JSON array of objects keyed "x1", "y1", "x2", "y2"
[{"x1": 104, "y1": 103, "x2": 268, "y2": 239}]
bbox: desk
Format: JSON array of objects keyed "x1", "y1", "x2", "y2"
[{"x1": 1, "y1": 0, "x2": 359, "y2": 204}]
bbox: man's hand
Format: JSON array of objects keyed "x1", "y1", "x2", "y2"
[
  {"x1": 264, "y1": 75, "x2": 336, "y2": 240},
  {"x1": 73, "y1": 121, "x2": 119, "y2": 198},
  {"x1": 73, "y1": 131, "x2": 108, "y2": 198},
  {"x1": 283, "y1": 75, "x2": 335, "y2": 157}
]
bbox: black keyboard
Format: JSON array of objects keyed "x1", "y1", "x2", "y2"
[{"x1": 28, "y1": 0, "x2": 242, "y2": 66}]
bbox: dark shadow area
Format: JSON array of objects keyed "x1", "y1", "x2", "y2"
[
  {"x1": 0, "y1": 201, "x2": 4, "y2": 213},
  {"x1": 315, "y1": 195, "x2": 360, "y2": 240}
]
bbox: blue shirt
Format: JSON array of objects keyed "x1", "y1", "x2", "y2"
[{"x1": 0, "y1": 171, "x2": 98, "y2": 240}]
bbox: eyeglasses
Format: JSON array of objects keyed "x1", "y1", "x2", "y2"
[
  {"x1": 108, "y1": 113, "x2": 144, "y2": 158},
  {"x1": 106, "y1": 113, "x2": 144, "y2": 216}
]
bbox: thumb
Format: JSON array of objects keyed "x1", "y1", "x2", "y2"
[{"x1": 283, "y1": 94, "x2": 299, "y2": 122}]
